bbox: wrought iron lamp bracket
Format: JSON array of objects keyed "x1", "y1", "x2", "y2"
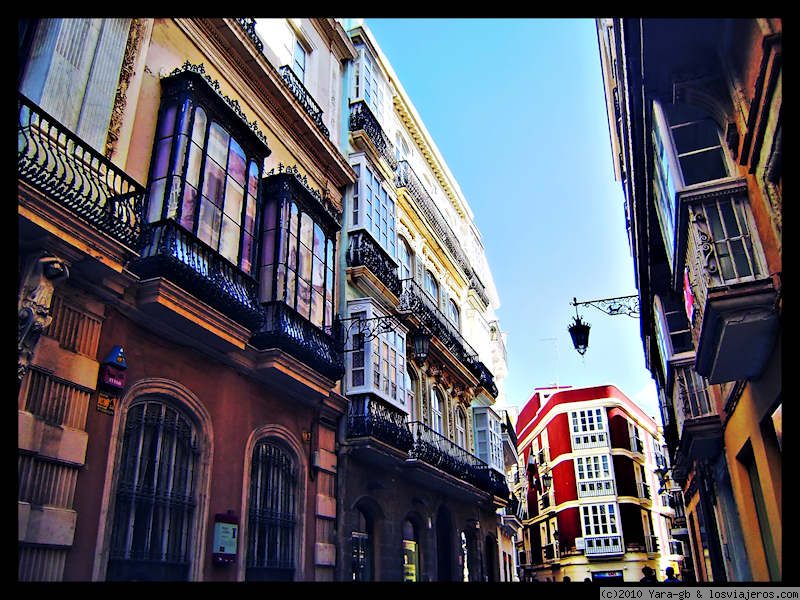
[
  {"x1": 335, "y1": 313, "x2": 402, "y2": 353},
  {"x1": 571, "y1": 295, "x2": 640, "y2": 318}
]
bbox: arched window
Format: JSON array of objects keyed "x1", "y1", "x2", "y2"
[
  {"x1": 455, "y1": 407, "x2": 467, "y2": 449},
  {"x1": 352, "y1": 507, "x2": 373, "y2": 581},
  {"x1": 424, "y1": 270, "x2": 439, "y2": 303},
  {"x1": 398, "y1": 236, "x2": 413, "y2": 281},
  {"x1": 402, "y1": 518, "x2": 420, "y2": 582},
  {"x1": 246, "y1": 439, "x2": 298, "y2": 581},
  {"x1": 106, "y1": 398, "x2": 200, "y2": 581},
  {"x1": 447, "y1": 299, "x2": 460, "y2": 329},
  {"x1": 145, "y1": 72, "x2": 267, "y2": 276},
  {"x1": 431, "y1": 388, "x2": 444, "y2": 435}
]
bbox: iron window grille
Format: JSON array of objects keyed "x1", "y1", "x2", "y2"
[
  {"x1": 107, "y1": 400, "x2": 199, "y2": 581},
  {"x1": 246, "y1": 440, "x2": 297, "y2": 581}
]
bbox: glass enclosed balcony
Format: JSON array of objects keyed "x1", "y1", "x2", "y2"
[
  {"x1": 672, "y1": 363, "x2": 722, "y2": 461},
  {"x1": 583, "y1": 535, "x2": 624, "y2": 557}
]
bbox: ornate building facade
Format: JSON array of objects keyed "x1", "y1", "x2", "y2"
[
  {"x1": 596, "y1": 18, "x2": 782, "y2": 581},
  {"x1": 18, "y1": 17, "x2": 356, "y2": 581},
  {"x1": 334, "y1": 20, "x2": 511, "y2": 582}
]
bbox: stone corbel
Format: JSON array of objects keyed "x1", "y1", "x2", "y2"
[{"x1": 18, "y1": 252, "x2": 69, "y2": 382}]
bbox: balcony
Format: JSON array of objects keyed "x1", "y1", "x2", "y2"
[
  {"x1": 631, "y1": 436, "x2": 644, "y2": 454},
  {"x1": 250, "y1": 300, "x2": 344, "y2": 381},
  {"x1": 539, "y1": 490, "x2": 554, "y2": 512},
  {"x1": 349, "y1": 100, "x2": 397, "y2": 171},
  {"x1": 408, "y1": 421, "x2": 487, "y2": 490},
  {"x1": 395, "y1": 160, "x2": 472, "y2": 276},
  {"x1": 278, "y1": 65, "x2": 330, "y2": 138},
  {"x1": 234, "y1": 18, "x2": 263, "y2": 52},
  {"x1": 476, "y1": 465, "x2": 511, "y2": 500},
  {"x1": 17, "y1": 93, "x2": 144, "y2": 250},
  {"x1": 571, "y1": 431, "x2": 609, "y2": 450},
  {"x1": 130, "y1": 219, "x2": 262, "y2": 329},
  {"x1": 682, "y1": 181, "x2": 779, "y2": 383},
  {"x1": 542, "y1": 542, "x2": 560, "y2": 563},
  {"x1": 673, "y1": 364, "x2": 723, "y2": 460},
  {"x1": 668, "y1": 539, "x2": 685, "y2": 556},
  {"x1": 637, "y1": 481, "x2": 651, "y2": 501},
  {"x1": 645, "y1": 534, "x2": 659, "y2": 554},
  {"x1": 347, "y1": 395, "x2": 413, "y2": 453},
  {"x1": 577, "y1": 478, "x2": 616, "y2": 498},
  {"x1": 583, "y1": 535, "x2": 624, "y2": 557},
  {"x1": 346, "y1": 228, "x2": 402, "y2": 298}
]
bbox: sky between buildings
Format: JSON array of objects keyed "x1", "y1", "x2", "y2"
[{"x1": 364, "y1": 17, "x2": 662, "y2": 424}]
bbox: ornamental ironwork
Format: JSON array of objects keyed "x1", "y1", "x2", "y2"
[
  {"x1": 165, "y1": 62, "x2": 270, "y2": 150},
  {"x1": 130, "y1": 219, "x2": 263, "y2": 330},
  {"x1": 571, "y1": 294, "x2": 640, "y2": 318},
  {"x1": 347, "y1": 395, "x2": 414, "y2": 452},
  {"x1": 234, "y1": 18, "x2": 263, "y2": 53},
  {"x1": 250, "y1": 301, "x2": 344, "y2": 381},
  {"x1": 408, "y1": 420, "x2": 486, "y2": 488},
  {"x1": 278, "y1": 66, "x2": 330, "y2": 138},
  {"x1": 17, "y1": 93, "x2": 145, "y2": 249},
  {"x1": 346, "y1": 229, "x2": 402, "y2": 297},
  {"x1": 264, "y1": 164, "x2": 341, "y2": 227},
  {"x1": 395, "y1": 160, "x2": 472, "y2": 276},
  {"x1": 349, "y1": 100, "x2": 397, "y2": 170}
]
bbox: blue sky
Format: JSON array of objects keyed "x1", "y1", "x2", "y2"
[{"x1": 365, "y1": 18, "x2": 661, "y2": 422}]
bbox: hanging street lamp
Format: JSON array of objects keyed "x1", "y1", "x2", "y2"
[{"x1": 567, "y1": 295, "x2": 640, "y2": 355}]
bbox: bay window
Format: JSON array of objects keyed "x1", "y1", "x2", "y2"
[
  {"x1": 145, "y1": 68, "x2": 268, "y2": 275},
  {"x1": 345, "y1": 299, "x2": 408, "y2": 410},
  {"x1": 473, "y1": 406, "x2": 503, "y2": 471},
  {"x1": 350, "y1": 160, "x2": 396, "y2": 258}
]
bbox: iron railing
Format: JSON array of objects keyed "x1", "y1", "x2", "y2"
[
  {"x1": 399, "y1": 278, "x2": 480, "y2": 373},
  {"x1": 130, "y1": 219, "x2": 263, "y2": 330},
  {"x1": 395, "y1": 160, "x2": 471, "y2": 275},
  {"x1": 476, "y1": 465, "x2": 510, "y2": 500},
  {"x1": 539, "y1": 490, "x2": 555, "y2": 511},
  {"x1": 347, "y1": 395, "x2": 413, "y2": 452},
  {"x1": 278, "y1": 66, "x2": 330, "y2": 138},
  {"x1": 234, "y1": 18, "x2": 263, "y2": 53},
  {"x1": 637, "y1": 481, "x2": 651, "y2": 500},
  {"x1": 672, "y1": 364, "x2": 717, "y2": 436},
  {"x1": 346, "y1": 229, "x2": 402, "y2": 297},
  {"x1": 542, "y1": 542, "x2": 559, "y2": 562},
  {"x1": 250, "y1": 301, "x2": 344, "y2": 381},
  {"x1": 408, "y1": 420, "x2": 485, "y2": 487},
  {"x1": 349, "y1": 100, "x2": 397, "y2": 170},
  {"x1": 583, "y1": 535, "x2": 624, "y2": 556},
  {"x1": 17, "y1": 93, "x2": 145, "y2": 249}
]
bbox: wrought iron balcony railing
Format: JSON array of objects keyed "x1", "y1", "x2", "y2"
[
  {"x1": 408, "y1": 421, "x2": 486, "y2": 489},
  {"x1": 583, "y1": 535, "x2": 624, "y2": 556},
  {"x1": 395, "y1": 160, "x2": 471, "y2": 275},
  {"x1": 577, "y1": 478, "x2": 616, "y2": 498},
  {"x1": 347, "y1": 395, "x2": 413, "y2": 452},
  {"x1": 17, "y1": 93, "x2": 145, "y2": 249},
  {"x1": 130, "y1": 219, "x2": 262, "y2": 329},
  {"x1": 349, "y1": 100, "x2": 397, "y2": 170},
  {"x1": 672, "y1": 364, "x2": 718, "y2": 434},
  {"x1": 399, "y1": 278, "x2": 483, "y2": 374},
  {"x1": 250, "y1": 301, "x2": 344, "y2": 381},
  {"x1": 472, "y1": 360, "x2": 499, "y2": 398},
  {"x1": 278, "y1": 66, "x2": 330, "y2": 138},
  {"x1": 476, "y1": 465, "x2": 510, "y2": 500},
  {"x1": 637, "y1": 481, "x2": 651, "y2": 501},
  {"x1": 234, "y1": 18, "x2": 263, "y2": 53},
  {"x1": 346, "y1": 229, "x2": 402, "y2": 297}
]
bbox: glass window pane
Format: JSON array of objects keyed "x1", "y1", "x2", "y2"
[
  {"x1": 296, "y1": 277, "x2": 310, "y2": 318},
  {"x1": 310, "y1": 291, "x2": 324, "y2": 327},
  {"x1": 202, "y1": 159, "x2": 226, "y2": 205},
  {"x1": 158, "y1": 105, "x2": 177, "y2": 139},
  {"x1": 180, "y1": 185, "x2": 198, "y2": 230},
  {"x1": 228, "y1": 137, "x2": 246, "y2": 185},
  {"x1": 298, "y1": 239, "x2": 312, "y2": 281},
  {"x1": 224, "y1": 177, "x2": 244, "y2": 223},
  {"x1": 219, "y1": 216, "x2": 240, "y2": 264},
  {"x1": 671, "y1": 120, "x2": 720, "y2": 154},
  {"x1": 192, "y1": 108, "x2": 207, "y2": 144},
  {"x1": 198, "y1": 198, "x2": 221, "y2": 248},
  {"x1": 186, "y1": 141, "x2": 204, "y2": 187},
  {"x1": 152, "y1": 138, "x2": 173, "y2": 180},
  {"x1": 147, "y1": 178, "x2": 166, "y2": 222},
  {"x1": 679, "y1": 149, "x2": 728, "y2": 185},
  {"x1": 207, "y1": 122, "x2": 230, "y2": 166},
  {"x1": 241, "y1": 231, "x2": 253, "y2": 274}
]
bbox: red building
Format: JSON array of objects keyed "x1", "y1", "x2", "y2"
[{"x1": 515, "y1": 385, "x2": 684, "y2": 582}]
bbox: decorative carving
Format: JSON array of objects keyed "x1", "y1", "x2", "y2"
[
  {"x1": 105, "y1": 19, "x2": 146, "y2": 159},
  {"x1": 265, "y1": 163, "x2": 341, "y2": 224},
  {"x1": 18, "y1": 253, "x2": 69, "y2": 381}
]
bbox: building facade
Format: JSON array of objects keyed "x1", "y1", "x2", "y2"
[
  {"x1": 515, "y1": 385, "x2": 683, "y2": 582},
  {"x1": 18, "y1": 17, "x2": 357, "y2": 581},
  {"x1": 596, "y1": 18, "x2": 782, "y2": 582},
  {"x1": 17, "y1": 17, "x2": 509, "y2": 582},
  {"x1": 333, "y1": 20, "x2": 511, "y2": 582}
]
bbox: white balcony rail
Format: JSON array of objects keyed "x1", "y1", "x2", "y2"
[
  {"x1": 584, "y1": 535, "x2": 624, "y2": 556},
  {"x1": 572, "y1": 431, "x2": 609, "y2": 450},
  {"x1": 577, "y1": 478, "x2": 616, "y2": 498}
]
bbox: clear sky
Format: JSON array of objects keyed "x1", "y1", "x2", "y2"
[{"x1": 364, "y1": 18, "x2": 662, "y2": 423}]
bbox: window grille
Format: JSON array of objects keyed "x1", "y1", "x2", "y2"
[
  {"x1": 107, "y1": 400, "x2": 199, "y2": 581},
  {"x1": 246, "y1": 440, "x2": 297, "y2": 581}
]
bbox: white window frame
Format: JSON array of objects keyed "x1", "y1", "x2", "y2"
[
  {"x1": 455, "y1": 406, "x2": 467, "y2": 449},
  {"x1": 473, "y1": 406, "x2": 503, "y2": 471},
  {"x1": 349, "y1": 158, "x2": 397, "y2": 259},
  {"x1": 570, "y1": 408, "x2": 608, "y2": 449},
  {"x1": 431, "y1": 388, "x2": 444, "y2": 435},
  {"x1": 575, "y1": 454, "x2": 615, "y2": 497},
  {"x1": 292, "y1": 38, "x2": 307, "y2": 83},
  {"x1": 345, "y1": 299, "x2": 408, "y2": 411}
]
